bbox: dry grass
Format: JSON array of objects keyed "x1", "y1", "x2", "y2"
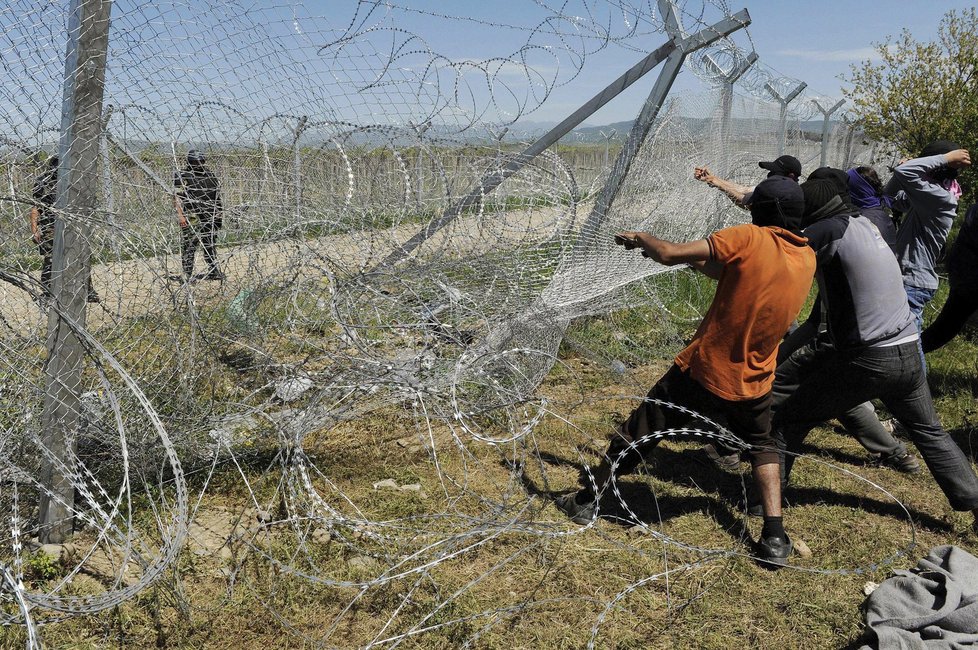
[{"x1": 7, "y1": 287, "x2": 978, "y2": 650}]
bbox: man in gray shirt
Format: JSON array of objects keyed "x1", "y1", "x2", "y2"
[
  {"x1": 886, "y1": 141, "x2": 971, "y2": 331},
  {"x1": 770, "y1": 177, "x2": 978, "y2": 534}
]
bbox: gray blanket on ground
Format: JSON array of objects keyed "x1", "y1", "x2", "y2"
[{"x1": 861, "y1": 545, "x2": 978, "y2": 649}]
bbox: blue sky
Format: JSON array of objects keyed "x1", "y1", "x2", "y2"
[
  {"x1": 5, "y1": 1, "x2": 972, "y2": 140},
  {"x1": 530, "y1": 0, "x2": 976, "y2": 125},
  {"x1": 305, "y1": 0, "x2": 975, "y2": 127}
]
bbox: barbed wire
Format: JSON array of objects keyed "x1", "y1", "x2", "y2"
[{"x1": 0, "y1": 1, "x2": 893, "y2": 647}]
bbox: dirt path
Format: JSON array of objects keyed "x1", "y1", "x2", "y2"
[{"x1": 0, "y1": 203, "x2": 583, "y2": 337}]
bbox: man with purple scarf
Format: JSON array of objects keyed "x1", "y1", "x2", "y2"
[{"x1": 847, "y1": 166, "x2": 898, "y2": 251}]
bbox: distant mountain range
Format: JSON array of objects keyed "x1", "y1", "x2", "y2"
[{"x1": 535, "y1": 117, "x2": 847, "y2": 144}]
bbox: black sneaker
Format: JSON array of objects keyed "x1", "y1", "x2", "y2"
[
  {"x1": 205, "y1": 268, "x2": 226, "y2": 281},
  {"x1": 87, "y1": 291, "x2": 100, "y2": 304},
  {"x1": 554, "y1": 492, "x2": 597, "y2": 525},
  {"x1": 757, "y1": 533, "x2": 793, "y2": 567},
  {"x1": 869, "y1": 451, "x2": 921, "y2": 474},
  {"x1": 701, "y1": 443, "x2": 741, "y2": 471}
]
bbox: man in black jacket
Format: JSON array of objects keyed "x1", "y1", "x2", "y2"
[
  {"x1": 174, "y1": 149, "x2": 224, "y2": 281},
  {"x1": 30, "y1": 155, "x2": 99, "y2": 303},
  {"x1": 771, "y1": 176, "x2": 978, "y2": 532}
]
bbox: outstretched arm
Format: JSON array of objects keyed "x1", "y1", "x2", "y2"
[
  {"x1": 694, "y1": 165, "x2": 752, "y2": 209},
  {"x1": 615, "y1": 231, "x2": 712, "y2": 266},
  {"x1": 884, "y1": 150, "x2": 971, "y2": 210}
]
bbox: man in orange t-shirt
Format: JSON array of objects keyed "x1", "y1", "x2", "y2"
[{"x1": 556, "y1": 174, "x2": 816, "y2": 566}]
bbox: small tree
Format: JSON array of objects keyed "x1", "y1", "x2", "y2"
[{"x1": 845, "y1": 8, "x2": 978, "y2": 205}]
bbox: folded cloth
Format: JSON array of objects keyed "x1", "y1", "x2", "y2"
[{"x1": 861, "y1": 545, "x2": 978, "y2": 649}]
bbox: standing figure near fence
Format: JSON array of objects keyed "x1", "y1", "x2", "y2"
[
  {"x1": 886, "y1": 142, "x2": 971, "y2": 332},
  {"x1": 174, "y1": 149, "x2": 225, "y2": 281},
  {"x1": 29, "y1": 154, "x2": 99, "y2": 303},
  {"x1": 556, "y1": 175, "x2": 816, "y2": 566}
]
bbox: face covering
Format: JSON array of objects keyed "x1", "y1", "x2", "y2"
[
  {"x1": 944, "y1": 179, "x2": 963, "y2": 200},
  {"x1": 846, "y1": 169, "x2": 892, "y2": 210}
]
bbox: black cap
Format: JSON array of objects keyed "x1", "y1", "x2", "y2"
[
  {"x1": 920, "y1": 140, "x2": 959, "y2": 157},
  {"x1": 806, "y1": 166, "x2": 855, "y2": 210},
  {"x1": 48, "y1": 155, "x2": 59, "y2": 167},
  {"x1": 807, "y1": 166, "x2": 847, "y2": 194},
  {"x1": 187, "y1": 149, "x2": 206, "y2": 165},
  {"x1": 759, "y1": 155, "x2": 802, "y2": 178},
  {"x1": 748, "y1": 175, "x2": 805, "y2": 233},
  {"x1": 801, "y1": 178, "x2": 850, "y2": 227}
]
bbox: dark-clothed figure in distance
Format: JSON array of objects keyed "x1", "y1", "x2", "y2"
[
  {"x1": 29, "y1": 154, "x2": 99, "y2": 303},
  {"x1": 556, "y1": 175, "x2": 816, "y2": 566},
  {"x1": 30, "y1": 155, "x2": 59, "y2": 296},
  {"x1": 174, "y1": 149, "x2": 225, "y2": 281}
]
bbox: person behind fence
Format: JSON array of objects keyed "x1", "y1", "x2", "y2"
[
  {"x1": 555, "y1": 175, "x2": 816, "y2": 566},
  {"x1": 769, "y1": 176, "x2": 978, "y2": 533},
  {"x1": 921, "y1": 203, "x2": 978, "y2": 352},
  {"x1": 29, "y1": 154, "x2": 99, "y2": 303},
  {"x1": 174, "y1": 149, "x2": 225, "y2": 281},
  {"x1": 886, "y1": 141, "x2": 971, "y2": 332},
  {"x1": 693, "y1": 154, "x2": 802, "y2": 208}
]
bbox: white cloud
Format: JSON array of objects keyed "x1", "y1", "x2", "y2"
[{"x1": 776, "y1": 47, "x2": 880, "y2": 62}]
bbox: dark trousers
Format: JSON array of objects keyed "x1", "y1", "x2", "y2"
[
  {"x1": 772, "y1": 341, "x2": 978, "y2": 511},
  {"x1": 38, "y1": 237, "x2": 53, "y2": 295},
  {"x1": 777, "y1": 315, "x2": 906, "y2": 459},
  {"x1": 38, "y1": 233, "x2": 96, "y2": 299},
  {"x1": 181, "y1": 219, "x2": 219, "y2": 278},
  {"x1": 921, "y1": 286, "x2": 978, "y2": 353},
  {"x1": 589, "y1": 365, "x2": 777, "y2": 496},
  {"x1": 775, "y1": 334, "x2": 906, "y2": 458}
]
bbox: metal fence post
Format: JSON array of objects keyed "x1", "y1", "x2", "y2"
[
  {"x1": 293, "y1": 115, "x2": 308, "y2": 226},
  {"x1": 764, "y1": 80, "x2": 807, "y2": 156},
  {"x1": 814, "y1": 98, "x2": 845, "y2": 168},
  {"x1": 39, "y1": 0, "x2": 113, "y2": 544},
  {"x1": 704, "y1": 51, "x2": 757, "y2": 176}
]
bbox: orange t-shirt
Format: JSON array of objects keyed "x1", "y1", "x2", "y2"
[{"x1": 674, "y1": 224, "x2": 816, "y2": 401}]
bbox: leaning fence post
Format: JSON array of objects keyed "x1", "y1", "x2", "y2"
[{"x1": 39, "y1": 0, "x2": 113, "y2": 544}]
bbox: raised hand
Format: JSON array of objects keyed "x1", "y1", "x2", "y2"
[{"x1": 945, "y1": 149, "x2": 972, "y2": 169}]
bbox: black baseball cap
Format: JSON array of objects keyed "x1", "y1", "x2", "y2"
[
  {"x1": 748, "y1": 174, "x2": 805, "y2": 233},
  {"x1": 759, "y1": 155, "x2": 802, "y2": 178}
]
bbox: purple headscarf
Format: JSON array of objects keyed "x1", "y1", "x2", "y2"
[{"x1": 846, "y1": 168, "x2": 892, "y2": 210}]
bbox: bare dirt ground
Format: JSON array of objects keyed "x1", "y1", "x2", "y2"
[{"x1": 0, "y1": 203, "x2": 582, "y2": 336}]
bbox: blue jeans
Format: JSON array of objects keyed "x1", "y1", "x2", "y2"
[
  {"x1": 905, "y1": 284, "x2": 936, "y2": 368},
  {"x1": 905, "y1": 284, "x2": 937, "y2": 333},
  {"x1": 772, "y1": 340, "x2": 978, "y2": 512}
]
